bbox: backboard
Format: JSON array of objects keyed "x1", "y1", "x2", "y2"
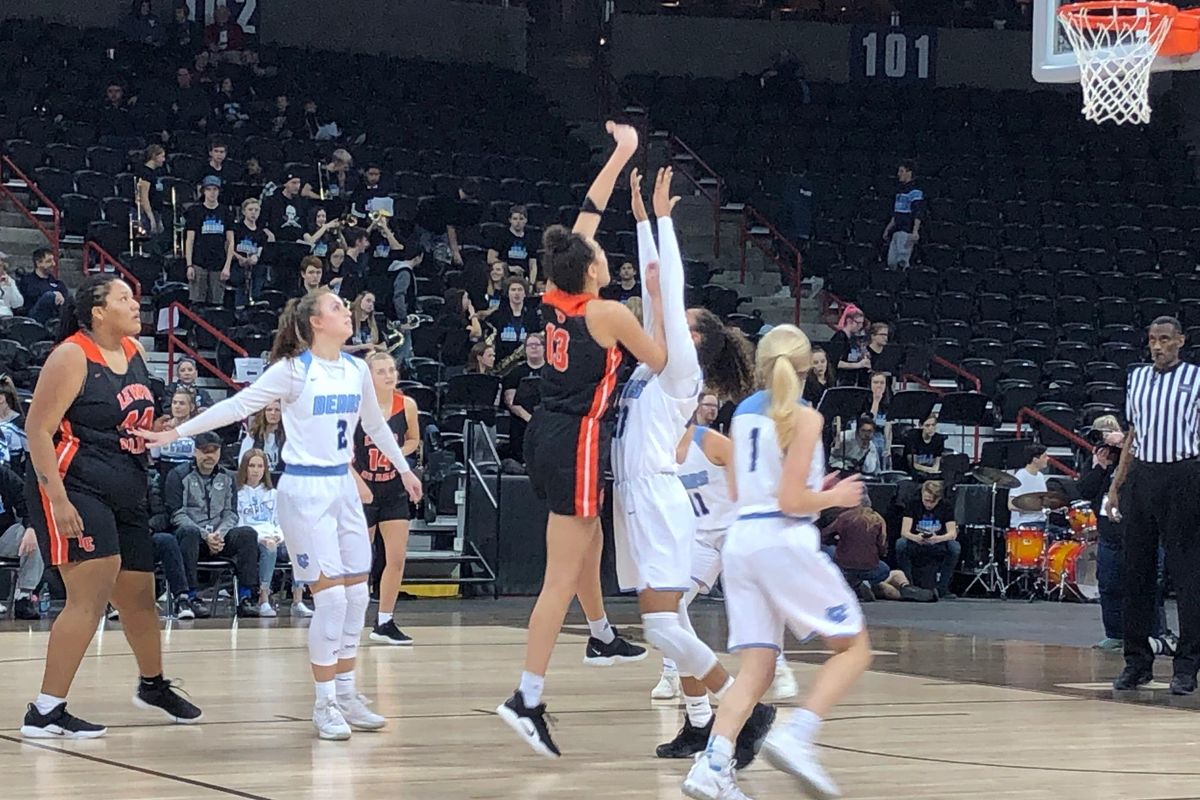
[{"x1": 1032, "y1": 0, "x2": 1200, "y2": 82}]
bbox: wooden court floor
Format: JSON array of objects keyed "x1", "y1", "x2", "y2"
[{"x1": 3, "y1": 603, "x2": 1200, "y2": 800}]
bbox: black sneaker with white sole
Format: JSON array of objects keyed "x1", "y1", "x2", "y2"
[
  {"x1": 133, "y1": 677, "x2": 203, "y2": 723},
  {"x1": 734, "y1": 702, "x2": 777, "y2": 769},
  {"x1": 583, "y1": 628, "x2": 648, "y2": 666},
  {"x1": 21, "y1": 702, "x2": 107, "y2": 739},
  {"x1": 656, "y1": 714, "x2": 713, "y2": 759},
  {"x1": 369, "y1": 620, "x2": 413, "y2": 645},
  {"x1": 496, "y1": 691, "x2": 560, "y2": 758}
]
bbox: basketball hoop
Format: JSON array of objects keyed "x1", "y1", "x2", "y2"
[{"x1": 1057, "y1": 1, "x2": 1179, "y2": 125}]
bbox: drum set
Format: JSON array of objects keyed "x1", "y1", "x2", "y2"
[{"x1": 964, "y1": 467, "x2": 1100, "y2": 601}]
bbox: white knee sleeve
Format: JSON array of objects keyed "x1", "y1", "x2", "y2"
[
  {"x1": 678, "y1": 598, "x2": 697, "y2": 636},
  {"x1": 338, "y1": 581, "x2": 370, "y2": 661},
  {"x1": 309, "y1": 585, "x2": 348, "y2": 667},
  {"x1": 642, "y1": 611, "x2": 718, "y2": 679}
]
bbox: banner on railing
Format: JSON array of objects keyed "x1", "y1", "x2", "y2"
[{"x1": 183, "y1": 0, "x2": 260, "y2": 36}]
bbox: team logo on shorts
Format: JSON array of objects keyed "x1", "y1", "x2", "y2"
[
  {"x1": 296, "y1": 553, "x2": 309, "y2": 568},
  {"x1": 825, "y1": 604, "x2": 849, "y2": 624},
  {"x1": 78, "y1": 535, "x2": 95, "y2": 553}
]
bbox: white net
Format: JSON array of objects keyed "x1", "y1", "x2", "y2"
[{"x1": 1058, "y1": 2, "x2": 1175, "y2": 125}]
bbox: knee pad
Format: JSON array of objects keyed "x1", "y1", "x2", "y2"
[
  {"x1": 642, "y1": 611, "x2": 718, "y2": 679},
  {"x1": 338, "y1": 581, "x2": 371, "y2": 661},
  {"x1": 308, "y1": 584, "x2": 348, "y2": 667}
]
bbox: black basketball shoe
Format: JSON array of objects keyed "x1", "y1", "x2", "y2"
[
  {"x1": 21, "y1": 702, "x2": 107, "y2": 739},
  {"x1": 656, "y1": 714, "x2": 714, "y2": 759},
  {"x1": 734, "y1": 702, "x2": 777, "y2": 769},
  {"x1": 1112, "y1": 665, "x2": 1154, "y2": 691},
  {"x1": 496, "y1": 691, "x2": 560, "y2": 758},
  {"x1": 583, "y1": 628, "x2": 648, "y2": 666},
  {"x1": 369, "y1": 620, "x2": 413, "y2": 645},
  {"x1": 133, "y1": 677, "x2": 203, "y2": 723}
]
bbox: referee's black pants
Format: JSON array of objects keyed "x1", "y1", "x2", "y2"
[{"x1": 1122, "y1": 459, "x2": 1200, "y2": 676}]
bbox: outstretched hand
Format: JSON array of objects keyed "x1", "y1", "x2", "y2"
[
  {"x1": 630, "y1": 168, "x2": 648, "y2": 223},
  {"x1": 132, "y1": 426, "x2": 179, "y2": 448},
  {"x1": 606, "y1": 121, "x2": 639, "y2": 156},
  {"x1": 653, "y1": 167, "x2": 681, "y2": 219}
]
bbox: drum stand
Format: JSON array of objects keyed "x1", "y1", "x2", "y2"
[{"x1": 963, "y1": 482, "x2": 1006, "y2": 598}]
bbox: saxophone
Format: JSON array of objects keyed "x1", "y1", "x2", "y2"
[{"x1": 491, "y1": 344, "x2": 526, "y2": 377}]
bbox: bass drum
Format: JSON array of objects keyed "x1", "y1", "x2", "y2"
[{"x1": 1045, "y1": 540, "x2": 1100, "y2": 601}]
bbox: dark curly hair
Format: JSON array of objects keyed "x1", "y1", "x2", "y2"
[{"x1": 690, "y1": 308, "x2": 756, "y2": 401}]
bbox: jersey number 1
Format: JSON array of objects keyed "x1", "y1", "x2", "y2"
[
  {"x1": 546, "y1": 324, "x2": 570, "y2": 372},
  {"x1": 749, "y1": 427, "x2": 760, "y2": 472}
]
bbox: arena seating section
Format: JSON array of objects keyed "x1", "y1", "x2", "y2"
[{"x1": 625, "y1": 73, "x2": 1198, "y2": 458}]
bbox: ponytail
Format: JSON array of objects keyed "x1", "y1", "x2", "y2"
[
  {"x1": 269, "y1": 288, "x2": 331, "y2": 363},
  {"x1": 58, "y1": 273, "x2": 121, "y2": 342},
  {"x1": 754, "y1": 324, "x2": 812, "y2": 451}
]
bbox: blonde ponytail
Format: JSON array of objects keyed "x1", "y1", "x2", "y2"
[{"x1": 755, "y1": 324, "x2": 813, "y2": 451}]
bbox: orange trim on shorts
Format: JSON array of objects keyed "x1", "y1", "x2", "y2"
[
  {"x1": 574, "y1": 346, "x2": 623, "y2": 517},
  {"x1": 43, "y1": 420, "x2": 80, "y2": 566}
]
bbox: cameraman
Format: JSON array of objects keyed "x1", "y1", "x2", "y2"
[{"x1": 1079, "y1": 415, "x2": 1173, "y2": 653}]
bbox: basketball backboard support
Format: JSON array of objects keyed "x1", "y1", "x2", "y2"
[{"x1": 1032, "y1": 0, "x2": 1200, "y2": 82}]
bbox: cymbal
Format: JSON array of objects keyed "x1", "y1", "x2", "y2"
[
  {"x1": 972, "y1": 467, "x2": 1020, "y2": 490},
  {"x1": 1011, "y1": 491, "x2": 1070, "y2": 512}
]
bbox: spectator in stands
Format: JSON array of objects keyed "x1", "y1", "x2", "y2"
[
  {"x1": 695, "y1": 391, "x2": 720, "y2": 427},
  {"x1": 146, "y1": 469, "x2": 202, "y2": 619},
  {"x1": 239, "y1": 400, "x2": 285, "y2": 474},
  {"x1": 435, "y1": 288, "x2": 484, "y2": 369},
  {"x1": 503, "y1": 332, "x2": 545, "y2": 460},
  {"x1": 266, "y1": 93, "x2": 300, "y2": 138},
  {"x1": 864, "y1": 323, "x2": 890, "y2": 371},
  {"x1": 97, "y1": 81, "x2": 143, "y2": 150},
  {"x1": 232, "y1": 198, "x2": 272, "y2": 310},
  {"x1": 135, "y1": 145, "x2": 168, "y2": 252},
  {"x1": 883, "y1": 159, "x2": 925, "y2": 269},
  {"x1": 292, "y1": 255, "x2": 325, "y2": 299},
  {"x1": 466, "y1": 342, "x2": 496, "y2": 375},
  {"x1": 803, "y1": 346, "x2": 832, "y2": 407},
  {"x1": 905, "y1": 413, "x2": 945, "y2": 480},
  {"x1": 151, "y1": 387, "x2": 198, "y2": 479},
  {"x1": 829, "y1": 304, "x2": 870, "y2": 387},
  {"x1": 1008, "y1": 443, "x2": 1050, "y2": 528},
  {"x1": 165, "y1": 431, "x2": 260, "y2": 617},
  {"x1": 0, "y1": 462, "x2": 43, "y2": 619},
  {"x1": 352, "y1": 163, "x2": 390, "y2": 212},
  {"x1": 235, "y1": 449, "x2": 307, "y2": 617},
  {"x1": 777, "y1": 167, "x2": 813, "y2": 260},
  {"x1": 830, "y1": 414, "x2": 881, "y2": 475},
  {"x1": 171, "y1": 66, "x2": 209, "y2": 131},
  {"x1": 121, "y1": 1, "x2": 165, "y2": 47},
  {"x1": 345, "y1": 291, "x2": 381, "y2": 356},
  {"x1": 185, "y1": 176, "x2": 235, "y2": 307},
  {"x1": 322, "y1": 247, "x2": 349, "y2": 296},
  {"x1": 242, "y1": 157, "x2": 266, "y2": 188},
  {"x1": 0, "y1": 259, "x2": 24, "y2": 318},
  {"x1": 897, "y1": 480, "x2": 960, "y2": 597},
  {"x1": 367, "y1": 213, "x2": 405, "y2": 270},
  {"x1": 204, "y1": 3, "x2": 247, "y2": 61},
  {"x1": 166, "y1": 357, "x2": 213, "y2": 408},
  {"x1": 211, "y1": 76, "x2": 250, "y2": 132},
  {"x1": 18, "y1": 248, "x2": 66, "y2": 327},
  {"x1": 0, "y1": 376, "x2": 27, "y2": 472},
  {"x1": 490, "y1": 278, "x2": 540, "y2": 362},
  {"x1": 600, "y1": 261, "x2": 640, "y2": 303},
  {"x1": 868, "y1": 371, "x2": 893, "y2": 469},
  {"x1": 262, "y1": 171, "x2": 306, "y2": 242},
  {"x1": 821, "y1": 507, "x2": 913, "y2": 602},
  {"x1": 487, "y1": 205, "x2": 538, "y2": 281},
  {"x1": 165, "y1": 2, "x2": 202, "y2": 57},
  {"x1": 391, "y1": 248, "x2": 420, "y2": 328},
  {"x1": 302, "y1": 149, "x2": 356, "y2": 205},
  {"x1": 342, "y1": 227, "x2": 371, "y2": 278},
  {"x1": 474, "y1": 261, "x2": 510, "y2": 321},
  {"x1": 301, "y1": 207, "x2": 345, "y2": 258},
  {"x1": 196, "y1": 137, "x2": 238, "y2": 187}
]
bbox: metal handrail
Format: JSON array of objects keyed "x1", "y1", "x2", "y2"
[
  {"x1": 1015, "y1": 406, "x2": 1095, "y2": 454},
  {"x1": 932, "y1": 355, "x2": 982, "y2": 392},
  {"x1": 667, "y1": 135, "x2": 723, "y2": 259},
  {"x1": 0, "y1": 155, "x2": 61, "y2": 271},
  {"x1": 81, "y1": 241, "x2": 141, "y2": 299},
  {"x1": 739, "y1": 204, "x2": 801, "y2": 324},
  {"x1": 165, "y1": 301, "x2": 247, "y2": 390}
]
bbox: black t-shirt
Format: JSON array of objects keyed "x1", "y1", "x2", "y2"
[
  {"x1": 434, "y1": 313, "x2": 473, "y2": 366},
  {"x1": 600, "y1": 281, "x2": 640, "y2": 303},
  {"x1": 491, "y1": 304, "x2": 541, "y2": 361},
  {"x1": 185, "y1": 203, "x2": 234, "y2": 270},
  {"x1": 262, "y1": 192, "x2": 308, "y2": 242},
  {"x1": 233, "y1": 222, "x2": 267, "y2": 260},
  {"x1": 905, "y1": 431, "x2": 945, "y2": 468},
  {"x1": 488, "y1": 228, "x2": 535, "y2": 273},
  {"x1": 904, "y1": 498, "x2": 954, "y2": 537},
  {"x1": 830, "y1": 330, "x2": 869, "y2": 387},
  {"x1": 135, "y1": 164, "x2": 167, "y2": 211}
]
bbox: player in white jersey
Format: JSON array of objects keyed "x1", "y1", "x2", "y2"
[
  {"x1": 652, "y1": 401, "x2": 798, "y2": 707},
  {"x1": 612, "y1": 168, "x2": 772, "y2": 767},
  {"x1": 682, "y1": 325, "x2": 872, "y2": 800},
  {"x1": 137, "y1": 289, "x2": 422, "y2": 741}
]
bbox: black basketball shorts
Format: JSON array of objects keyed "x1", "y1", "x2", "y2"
[
  {"x1": 524, "y1": 409, "x2": 611, "y2": 518},
  {"x1": 363, "y1": 480, "x2": 412, "y2": 527},
  {"x1": 28, "y1": 484, "x2": 153, "y2": 572}
]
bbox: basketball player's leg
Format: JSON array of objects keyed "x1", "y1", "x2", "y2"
[
  {"x1": 40, "y1": 557, "x2": 120, "y2": 697},
  {"x1": 578, "y1": 515, "x2": 646, "y2": 664},
  {"x1": 369, "y1": 489, "x2": 413, "y2": 645}
]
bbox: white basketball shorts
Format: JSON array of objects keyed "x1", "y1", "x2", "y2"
[
  {"x1": 692, "y1": 527, "x2": 726, "y2": 594},
  {"x1": 275, "y1": 467, "x2": 371, "y2": 585},
  {"x1": 614, "y1": 472, "x2": 696, "y2": 593},
  {"x1": 723, "y1": 514, "x2": 864, "y2": 652}
]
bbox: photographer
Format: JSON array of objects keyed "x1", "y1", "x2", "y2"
[{"x1": 1079, "y1": 415, "x2": 1174, "y2": 653}]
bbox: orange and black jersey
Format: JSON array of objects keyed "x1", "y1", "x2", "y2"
[
  {"x1": 354, "y1": 391, "x2": 408, "y2": 483},
  {"x1": 537, "y1": 289, "x2": 623, "y2": 419},
  {"x1": 52, "y1": 333, "x2": 156, "y2": 500}
]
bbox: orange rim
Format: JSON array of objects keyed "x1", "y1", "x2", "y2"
[{"x1": 1058, "y1": 1, "x2": 1178, "y2": 30}]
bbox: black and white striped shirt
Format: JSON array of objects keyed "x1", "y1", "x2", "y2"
[{"x1": 1127, "y1": 361, "x2": 1200, "y2": 463}]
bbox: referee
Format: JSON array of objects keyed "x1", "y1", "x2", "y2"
[{"x1": 1108, "y1": 316, "x2": 1200, "y2": 694}]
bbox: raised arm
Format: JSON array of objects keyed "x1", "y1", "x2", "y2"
[
  {"x1": 653, "y1": 168, "x2": 699, "y2": 393},
  {"x1": 573, "y1": 122, "x2": 639, "y2": 241},
  {"x1": 631, "y1": 168, "x2": 657, "y2": 335}
]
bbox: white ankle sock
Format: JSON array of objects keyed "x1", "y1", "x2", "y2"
[
  {"x1": 587, "y1": 616, "x2": 615, "y2": 644},
  {"x1": 788, "y1": 708, "x2": 821, "y2": 742},
  {"x1": 685, "y1": 694, "x2": 713, "y2": 728},
  {"x1": 518, "y1": 671, "x2": 545, "y2": 707},
  {"x1": 335, "y1": 672, "x2": 355, "y2": 698},
  {"x1": 663, "y1": 657, "x2": 678, "y2": 673},
  {"x1": 713, "y1": 676, "x2": 735, "y2": 701},
  {"x1": 776, "y1": 652, "x2": 789, "y2": 670},
  {"x1": 707, "y1": 734, "x2": 735, "y2": 770},
  {"x1": 377, "y1": 611, "x2": 393, "y2": 626},
  {"x1": 34, "y1": 693, "x2": 65, "y2": 715},
  {"x1": 314, "y1": 679, "x2": 336, "y2": 703}
]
